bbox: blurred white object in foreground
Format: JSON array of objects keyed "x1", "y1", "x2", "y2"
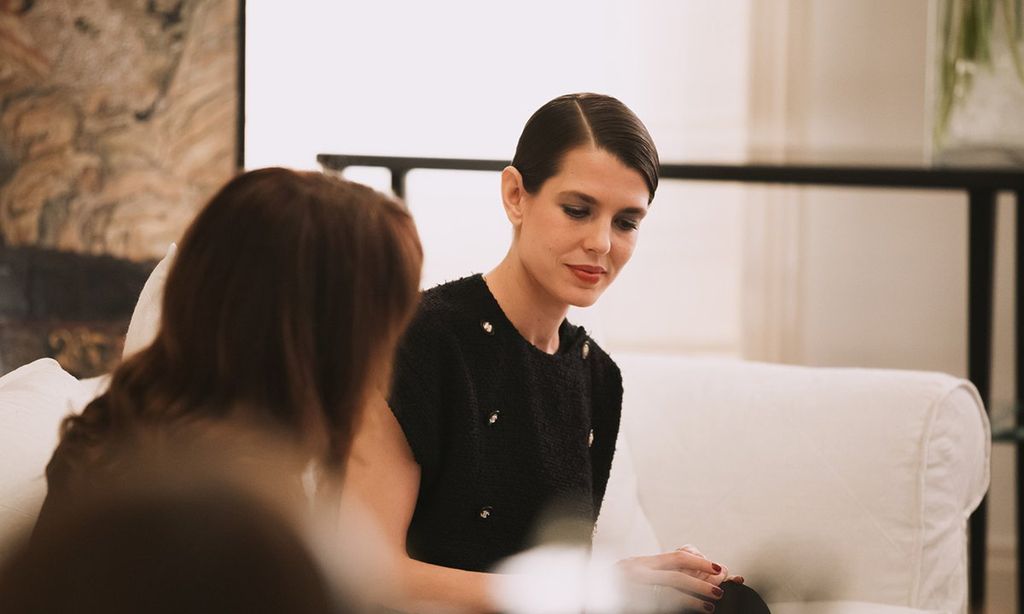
[{"x1": 494, "y1": 545, "x2": 627, "y2": 614}]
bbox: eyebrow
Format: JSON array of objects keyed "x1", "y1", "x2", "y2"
[
  {"x1": 620, "y1": 206, "x2": 648, "y2": 219},
  {"x1": 558, "y1": 190, "x2": 648, "y2": 218},
  {"x1": 558, "y1": 190, "x2": 598, "y2": 205}
]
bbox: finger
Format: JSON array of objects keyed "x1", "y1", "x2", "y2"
[
  {"x1": 635, "y1": 568, "x2": 725, "y2": 602},
  {"x1": 675, "y1": 547, "x2": 728, "y2": 584},
  {"x1": 676, "y1": 544, "x2": 705, "y2": 558},
  {"x1": 642, "y1": 550, "x2": 723, "y2": 575},
  {"x1": 659, "y1": 589, "x2": 717, "y2": 613},
  {"x1": 728, "y1": 575, "x2": 745, "y2": 585}
]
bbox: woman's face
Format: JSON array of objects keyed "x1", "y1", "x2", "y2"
[{"x1": 511, "y1": 146, "x2": 650, "y2": 308}]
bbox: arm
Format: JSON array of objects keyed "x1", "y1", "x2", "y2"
[
  {"x1": 341, "y1": 393, "x2": 500, "y2": 613},
  {"x1": 342, "y1": 395, "x2": 728, "y2": 613}
]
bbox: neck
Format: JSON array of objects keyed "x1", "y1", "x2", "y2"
[{"x1": 484, "y1": 252, "x2": 568, "y2": 354}]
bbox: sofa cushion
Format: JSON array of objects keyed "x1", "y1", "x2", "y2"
[
  {"x1": 607, "y1": 354, "x2": 988, "y2": 614},
  {"x1": 769, "y1": 601, "x2": 946, "y2": 614},
  {"x1": 0, "y1": 359, "x2": 106, "y2": 538},
  {"x1": 592, "y1": 431, "x2": 660, "y2": 560}
]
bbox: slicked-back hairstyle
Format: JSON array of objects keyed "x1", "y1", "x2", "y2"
[
  {"x1": 510, "y1": 93, "x2": 659, "y2": 202},
  {"x1": 44, "y1": 168, "x2": 423, "y2": 505}
]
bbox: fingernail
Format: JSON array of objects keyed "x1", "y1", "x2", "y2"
[
  {"x1": 711, "y1": 563, "x2": 722, "y2": 573},
  {"x1": 734, "y1": 576, "x2": 745, "y2": 584},
  {"x1": 704, "y1": 603, "x2": 715, "y2": 612},
  {"x1": 711, "y1": 586, "x2": 724, "y2": 597}
]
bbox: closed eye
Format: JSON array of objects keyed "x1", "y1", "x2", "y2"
[
  {"x1": 615, "y1": 217, "x2": 640, "y2": 232},
  {"x1": 561, "y1": 205, "x2": 589, "y2": 219}
]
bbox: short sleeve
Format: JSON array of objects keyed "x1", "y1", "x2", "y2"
[{"x1": 387, "y1": 309, "x2": 449, "y2": 486}]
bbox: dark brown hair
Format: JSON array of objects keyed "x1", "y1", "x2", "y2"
[
  {"x1": 511, "y1": 93, "x2": 660, "y2": 202},
  {"x1": 44, "y1": 168, "x2": 423, "y2": 502},
  {"x1": 2, "y1": 463, "x2": 345, "y2": 614}
]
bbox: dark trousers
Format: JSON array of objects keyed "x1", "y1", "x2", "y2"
[{"x1": 682, "y1": 582, "x2": 770, "y2": 614}]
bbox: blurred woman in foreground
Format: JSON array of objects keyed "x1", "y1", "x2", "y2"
[{"x1": 6, "y1": 168, "x2": 423, "y2": 611}]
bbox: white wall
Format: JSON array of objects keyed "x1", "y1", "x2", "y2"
[{"x1": 246, "y1": 0, "x2": 753, "y2": 355}]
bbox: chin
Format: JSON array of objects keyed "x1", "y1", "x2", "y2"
[{"x1": 564, "y1": 287, "x2": 604, "y2": 308}]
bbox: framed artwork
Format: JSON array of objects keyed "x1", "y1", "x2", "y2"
[{"x1": 0, "y1": 0, "x2": 243, "y2": 376}]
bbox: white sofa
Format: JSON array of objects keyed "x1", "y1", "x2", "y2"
[
  {"x1": 593, "y1": 354, "x2": 990, "y2": 614},
  {"x1": 0, "y1": 246, "x2": 991, "y2": 613}
]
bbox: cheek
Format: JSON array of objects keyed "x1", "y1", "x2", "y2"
[
  {"x1": 527, "y1": 213, "x2": 570, "y2": 256},
  {"x1": 521, "y1": 218, "x2": 560, "y2": 265},
  {"x1": 612, "y1": 234, "x2": 638, "y2": 268}
]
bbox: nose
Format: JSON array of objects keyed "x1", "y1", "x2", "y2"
[{"x1": 583, "y1": 220, "x2": 612, "y2": 255}]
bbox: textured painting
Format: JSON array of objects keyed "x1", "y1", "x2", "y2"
[
  {"x1": 0, "y1": 0, "x2": 239, "y2": 376},
  {"x1": 0, "y1": 0, "x2": 238, "y2": 261}
]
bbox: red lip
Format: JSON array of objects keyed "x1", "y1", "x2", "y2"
[
  {"x1": 567, "y1": 264, "x2": 606, "y2": 284},
  {"x1": 568, "y1": 264, "x2": 606, "y2": 274}
]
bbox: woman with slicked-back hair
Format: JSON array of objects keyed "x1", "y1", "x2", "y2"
[
  {"x1": 346, "y1": 94, "x2": 769, "y2": 613},
  {"x1": 30, "y1": 168, "x2": 423, "y2": 571}
]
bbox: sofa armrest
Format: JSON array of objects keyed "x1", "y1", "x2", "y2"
[{"x1": 601, "y1": 354, "x2": 989, "y2": 614}]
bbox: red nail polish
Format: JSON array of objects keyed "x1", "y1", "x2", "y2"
[
  {"x1": 704, "y1": 603, "x2": 715, "y2": 612},
  {"x1": 712, "y1": 586, "x2": 724, "y2": 597},
  {"x1": 711, "y1": 563, "x2": 722, "y2": 573}
]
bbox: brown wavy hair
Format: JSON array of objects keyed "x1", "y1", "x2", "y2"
[{"x1": 43, "y1": 168, "x2": 423, "y2": 503}]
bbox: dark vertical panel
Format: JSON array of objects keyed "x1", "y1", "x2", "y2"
[
  {"x1": 1016, "y1": 190, "x2": 1023, "y2": 614},
  {"x1": 967, "y1": 188, "x2": 997, "y2": 613},
  {"x1": 391, "y1": 169, "x2": 408, "y2": 200},
  {"x1": 237, "y1": 0, "x2": 246, "y2": 170}
]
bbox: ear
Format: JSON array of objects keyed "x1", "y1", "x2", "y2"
[{"x1": 500, "y1": 166, "x2": 527, "y2": 228}]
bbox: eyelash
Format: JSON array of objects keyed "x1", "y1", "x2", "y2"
[
  {"x1": 616, "y1": 218, "x2": 639, "y2": 232},
  {"x1": 561, "y1": 205, "x2": 589, "y2": 219},
  {"x1": 561, "y1": 205, "x2": 640, "y2": 232}
]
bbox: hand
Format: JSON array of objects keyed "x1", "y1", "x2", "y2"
[
  {"x1": 616, "y1": 549, "x2": 726, "y2": 612},
  {"x1": 675, "y1": 544, "x2": 744, "y2": 586}
]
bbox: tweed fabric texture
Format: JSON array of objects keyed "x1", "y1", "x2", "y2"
[{"x1": 389, "y1": 275, "x2": 622, "y2": 572}]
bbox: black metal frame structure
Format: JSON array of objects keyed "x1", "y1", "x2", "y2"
[
  {"x1": 320, "y1": 153, "x2": 1023, "y2": 613},
  {"x1": 236, "y1": 0, "x2": 245, "y2": 170}
]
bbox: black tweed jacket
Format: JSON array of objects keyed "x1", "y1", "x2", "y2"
[{"x1": 388, "y1": 274, "x2": 623, "y2": 573}]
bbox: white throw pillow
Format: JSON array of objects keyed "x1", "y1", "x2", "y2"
[
  {"x1": 0, "y1": 359, "x2": 107, "y2": 538},
  {"x1": 123, "y1": 243, "x2": 176, "y2": 359}
]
